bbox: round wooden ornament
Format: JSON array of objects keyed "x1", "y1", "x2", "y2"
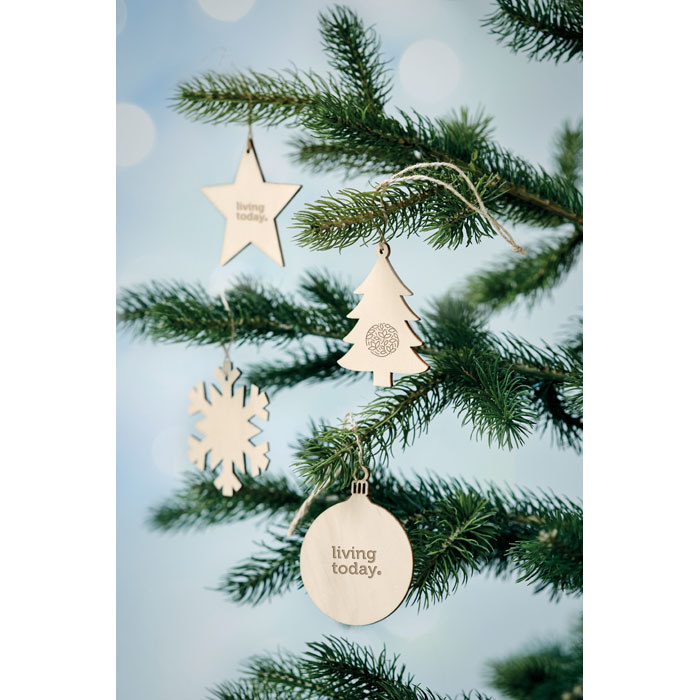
[{"x1": 300, "y1": 479, "x2": 413, "y2": 626}]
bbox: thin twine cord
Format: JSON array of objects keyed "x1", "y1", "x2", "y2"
[
  {"x1": 246, "y1": 106, "x2": 253, "y2": 153},
  {"x1": 287, "y1": 412, "x2": 367, "y2": 537},
  {"x1": 375, "y1": 162, "x2": 525, "y2": 256},
  {"x1": 219, "y1": 291, "x2": 237, "y2": 366},
  {"x1": 373, "y1": 190, "x2": 389, "y2": 249}
]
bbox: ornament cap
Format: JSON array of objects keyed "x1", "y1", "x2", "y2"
[{"x1": 351, "y1": 479, "x2": 369, "y2": 497}]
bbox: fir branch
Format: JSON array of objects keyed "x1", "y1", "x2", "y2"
[
  {"x1": 293, "y1": 372, "x2": 449, "y2": 491},
  {"x1": 293, "y1": 97, "x2": 582, "y2": 234},
  {"x1": 465, "y1": 228, "x2": 583, "y2": 311},
  {"x1": 437, "y1": 352, "x2": 536, "y2": 450},
  {"x1": 212, "y1": 636, "x2": 493, "y2": 700},
  {"x1": 319, "y1": 5, "x2": 391, "y2": 110},
  {"x1": 494, "y1": 334, "x2": 582, "y2": 451},
  {"x1": 117, "y1": 275, "x2": 352, "y2": 348},
  {"x1": 289, "y1": 136, "x2": 384, "y2": 179},
  {"x1": 247, "y1": 342, "x2": 350, "y2": 391},
  {"x1": 483, "y1": 0, "x2": 583, "y2": 63},
  {"x1": 509, "y1": 504, "x2": 583, "y2": 596},
  {"x1": 487, "y1": 617, "x2": 583, "y2": 700},
  {"x1": 172, "y1": 69, "x2": 325, "y2": 127},
  {"x1": 407, "y1": 489, "x2": 497, "y2": 608},
  {"x1": 292, "y1": 176, "x2": 504, "y2": 252},
  {"x1": 172, "y1": 7, "x2": 583, "y2": 235},
  {"x1": 155, "y1": 472, "x2": 582, "y2": 607},
  {"x1": 118, "y1": 274, "x2": 581, "y2": 452},
  {"x1": 299, "y1": 270, "x2": 356, "y2": 318},
  {"x1": 289, "y1": 107, "x2": 494, "y2": 180},
  {"x1": 554, "y1": 119, "x2": 583, "y2": 185},
  {"x1": 147, "y1": 471, "x2": 303, "y2": 532},
  {"x1": 219, "y1": 531, "x2": 304, "y2": 605}
]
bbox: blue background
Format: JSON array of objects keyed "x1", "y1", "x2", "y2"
[{"x1": 117, "y1": 1, "x2": 582, "y2": 698}]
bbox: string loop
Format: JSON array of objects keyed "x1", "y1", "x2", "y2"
[
  {"x1": 246, "y1": 107, "x2": 253, "y2": 153},
  {"x1": 219, "y1": 292, "x2": 236, "y2": 371},
  {"x1": 374, "y1": 162, "x2": 525, "y2": 255},
  {"x1": 344, "y1": 412, "x2": 369, "y2": 485},
  {"x1": 287, "y1": 412, "x2": 368, "y2": 536}
]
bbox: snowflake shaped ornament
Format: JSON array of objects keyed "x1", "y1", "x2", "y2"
[{"x1": 187, "y1": 359, "x2": 270, "y2": 496}]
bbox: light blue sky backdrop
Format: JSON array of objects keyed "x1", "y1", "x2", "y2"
[{"x1": 117, "y1": 2, "x2": 582, "y2": 698}]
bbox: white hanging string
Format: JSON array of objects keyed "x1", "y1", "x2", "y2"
[
  {"x1": 375, "y1": 161, "x2": 526, "y2": 256},
  {"x1": 287, "y1": 412, "x2": 366, "y2": 536},
  {"x1": 219, "y1": 292, "x2": 236, "y2": 369}
]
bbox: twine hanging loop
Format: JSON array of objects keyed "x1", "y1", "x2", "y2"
[
  {"x1": 375, "y1": 161, "x2": 525, "y2": 255},
  {"x1": 287, "y1": 412, "x2": 367, "y2": 536}
]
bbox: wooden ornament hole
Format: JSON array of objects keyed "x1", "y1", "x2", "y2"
[{"x1": 376, "y1": 242, "x2": 390, "y2": 258}]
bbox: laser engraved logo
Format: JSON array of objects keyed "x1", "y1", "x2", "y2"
[
  {"x1": 236, "y1": 201, "x2": 268, "y2": 223},
  {"x1": 331, "y1": 546, "x2": 382, "y2": 579},
  {"x1": 365, "y1": 323, "x2": 399, "y2": 357}
]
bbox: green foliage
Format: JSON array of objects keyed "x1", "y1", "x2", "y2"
[
  {"x1": 483, "y1": 1, "x2": 583, "y2": 63},
  {"x1": 172, "y1": 68, "x2": 322, "y2": 127},
  {"x1": 553, "y1": 120, "x2": 583, "y2": 185},
  {"x1": 319, "y1": 6, "x2": 391, "y2": 110},
  {"x1": 407, "y1": 488, "x2": 498, "y2": 608},
  {"x1": 148, "y1": 471, "x2": 302, "y2": 532},
  {"x1": 150, "y1": 471, "x2": 582, "y2": 608},
  {"x1": 465, "y1": 229, "x2": 583, "y2": 311},
  {"x1": 117, "y1": 273, "x2": 353, "y2": 347},
  {"x1": 247, "y1": 341, "x2": 349, "y2": 391},
  {"x1": 219, "y1": 530, "x2": 304, "y2": 606},
  {"x1": 292, "y1": 174, "x2": 505, "y2": 252},
  {"x1": 172, "y1": 5, "x2": 583, "y2": 254},
  {"x1": 211, "y1": 636, "x2": 493, "y2": 700},
  {"x1": 487, "y1": 617, "x2": 583, "y2": 699},
  {"x1": 118, "y1": 274, "x2": 582, "y2": 456},
  {"x1": 123, "y1": 6, "x2": 583, "y2": 696}
]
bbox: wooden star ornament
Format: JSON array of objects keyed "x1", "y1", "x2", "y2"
[{"x1": 201, "y1": 136, "x2": 301, "y2": 266}]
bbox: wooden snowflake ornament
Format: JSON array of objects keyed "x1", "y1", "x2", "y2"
[
  {"x1": 187, "y1": 359, "x2": 270, "y2": 496},
  {"x1": 338, "y1": 243, "x2": 430, "y2": 387}
]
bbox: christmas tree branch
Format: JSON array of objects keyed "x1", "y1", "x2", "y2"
[
  {"x1": 118, "y1": 274, "x2": 582, "y2": 452},
  {"x1": 487, "y1": 616, "x2": 583, "y2": 700},
  {"x1": 554, "y1": 119, "x2": 583, "y2": 185},
  {"x1": 219, "y1": 531, "x2": 304, "y2": 605},
  {"x1": 173, "y1": 6, "x2": 583, "y2": 238},
  {"x1": 148, "y1": 471, "x2": 303, "y2": 532},
  {"x1": 319, "y1": 5, "x2": 391, "y2": 111},
  {"x1": 211, "y1": 636, "x2": 493, "y2": 700},
  {"x1": 117, "y1": 275, "x2": 352, "y2": 347},
  {"x1": 247, "y1": 342, "x2": 349, "y2": 391},
  {"x1": 293, "y1": 96, "x2": 582, "y2": 232},
  {"x1": 483, "y1": 0, "x2": 583, "y2": 63},
  {"x1": 152, "y1": 472, "x2": 582, "y2": 606},
  {"x1": 292, "y1": 176, "x2": 505, "y2": 252},
  {"x1": 464, "y1": 228, "x2": 583, "y2": 311},
  {"x1": 172, "y1": 69, "x2": 325, "y2": 127}
]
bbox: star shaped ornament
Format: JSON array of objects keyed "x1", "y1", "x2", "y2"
[{"x1": 202, "y1": 137, "x2": 301, "y2": 266}]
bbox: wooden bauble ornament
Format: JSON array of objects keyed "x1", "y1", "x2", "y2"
[
  {"x1": 187, "y1": 359, "x2": 270, "y2": 496},
  {"x1": 337, "y1": 243, "x2": 429, "y2": 387},
  {"x1": 300, "y1": 480, "x2": 413, "y2": 626},
  {"x1": 201, "y1": 135, "x2": 301, "y2": 267}
]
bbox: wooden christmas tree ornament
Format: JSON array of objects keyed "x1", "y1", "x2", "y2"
[
  {"x1": 337, "y1": 242, "x2": 429, "y2": 387},
  {"x1": 201, "y1": 134, "x2": 301, "y2": 267},
  {"x1": 187, "y1": 358, "x2": 270, "y2": 496},
  {"x1": 300, "y1": 476, "x2": 413, "y2": 626}
]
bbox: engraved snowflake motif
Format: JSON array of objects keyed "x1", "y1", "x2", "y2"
[
  {"x1": 187, "y1": 360, "x2": 269, "y2": 496},
  {"x1": 365, "y1": 323, "x2": 400, "y2": 357}
]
